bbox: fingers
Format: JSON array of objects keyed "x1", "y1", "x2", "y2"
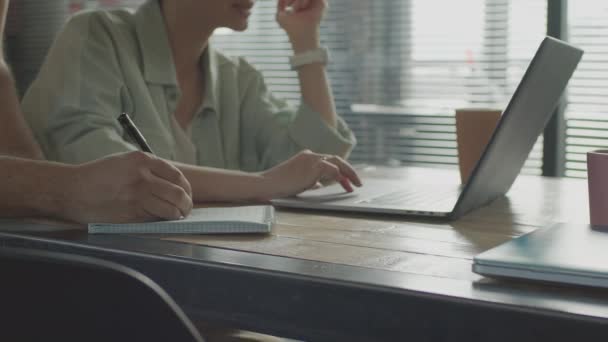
[
  {"x1": 324, "y1": 155, "x2": 363, "y2": 187},
  {"x1": 141, "y1": 194, "x2": 187, "y2": 221},
  {"x1": 302, "y1": 0, "x2": 325, "y2": 12},
  {"x1": 146, "y1": 171, "x2": 193, "y2": 218},
  {"x1": 318, "y1": 160, "x2": 355, "y2": 193},
  {"x1": 280, "y1": 0, "x2": 313, "y2": 14},
  {"x1": 147, "y1": 157, "x2": 193, "y2": 198},
  {"x1": 293, "y1": 150, "x2": 362, "y2": 193},
  {"x1": 294, "y1": 0, "x2": 310, "y2": 11},
  {"x1": 278, "y1": 0, "x2": 299, "y2": 13},
  {"x1": 142, "y1": 159, "x2": 193, "y2": 218}
]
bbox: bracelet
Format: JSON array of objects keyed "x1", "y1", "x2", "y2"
[{"x1": 289, "y1": 47, "x2": 329, "y2": 70}]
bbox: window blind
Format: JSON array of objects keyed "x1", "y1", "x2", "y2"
[
  {"x1": 212, "y1": 0, "x2": 547, "y2": 173},
  {"x1": 565, "y1": 1, "x2": 608, "y2": 178}
]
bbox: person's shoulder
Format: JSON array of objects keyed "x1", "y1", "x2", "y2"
[
  {"x1": 68, "y1": 7, "x2": 136, "y2": 26},
  {"x1": 62, "y1": 8, "x2": 136, "y2": 40}
]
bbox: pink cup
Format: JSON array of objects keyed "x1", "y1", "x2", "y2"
[{"x1": 588, "y1": 150, "x2": 608, "y2": 226}]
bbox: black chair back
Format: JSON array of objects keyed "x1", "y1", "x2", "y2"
[{"x1": 0, "y1": 247, "x2": 204, "y2": 342}]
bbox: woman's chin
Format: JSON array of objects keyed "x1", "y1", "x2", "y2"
[{"x1": 226, "y1": 22, "x2": 248, "y2": 32}]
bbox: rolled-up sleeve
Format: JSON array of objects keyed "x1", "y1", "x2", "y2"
[
  {"x1": 289, "y1": 101, "x2": 355, "y2": 156},
  {"x1": 239, "y1": 62, "x2": 356, "y2": 170},
  {"x1": 22, "y1": 13, "x2": 136, "y2": 164}
]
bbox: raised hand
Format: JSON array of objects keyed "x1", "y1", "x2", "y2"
[{"x1": 276, "y1": 0, "x2": 327, "y2": 47}]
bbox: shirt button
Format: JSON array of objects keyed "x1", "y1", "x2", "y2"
[{"x1": 167, "y1": 90, "x2": 178, "y2": 102}]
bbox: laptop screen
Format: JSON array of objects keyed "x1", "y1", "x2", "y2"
[{"x1": 452, "y1": 37, "x2": 583, "y2": 218}]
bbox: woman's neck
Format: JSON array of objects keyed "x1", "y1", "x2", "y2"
[{"x1": 161, "y1": 2, "x2": 214, "y2": 74}]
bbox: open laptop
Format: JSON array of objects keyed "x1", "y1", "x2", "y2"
[{"x1": 273, "y1": 37, "x2": 583, "y2": 220}]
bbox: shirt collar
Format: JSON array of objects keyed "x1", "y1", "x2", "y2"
[
  {"x1": 135, "y1": 0, "x2": 177, "y2": 85},
  {"x1": 135, "y1": 0, "x2": 221, "y2": 115}
]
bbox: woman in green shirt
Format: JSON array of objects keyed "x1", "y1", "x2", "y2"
[{"x1": 22, "y1": 0, "x2": 360, "y2": 202}]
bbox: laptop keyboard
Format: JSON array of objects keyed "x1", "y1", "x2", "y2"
[{"x1": 359, "y1": 187, "x2": 460, "y2": 207}]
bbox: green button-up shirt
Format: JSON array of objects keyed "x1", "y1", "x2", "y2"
[{"x1": 22, "y1": 0, "x2": 355, "y2": 171}]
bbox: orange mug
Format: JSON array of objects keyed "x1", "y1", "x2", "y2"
[{"x1": 455, "y1": 108, "x2": 502, "y2": 184}]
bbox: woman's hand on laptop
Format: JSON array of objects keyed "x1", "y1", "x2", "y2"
[{"x1": 261, "y1": 150, "x2": 362, "y2": 198}]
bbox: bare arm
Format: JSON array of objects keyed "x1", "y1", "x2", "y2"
[
  {"x1": 277, "y1": 0, "x2": 337, "y2": 128},
  {"x1": 1, "y1": 151, "x2": 356, "y2": 218},
  {"x1": 0, "y1": 0, "x2": 44, "y2": 159},
  {"x1": 0, "y1": 157, "x2": 75, "y2": 218},
  {"x1": 175, "y1": 150, "x2": 362, "y2": 203},
  {"x1": 293, "y1": 40, "x2": 337, "y2": 127},
  {"x1": 0, "y1": 152, "x2": 193, "y2": 223},
  {"x1": 175, "y1": 163, "x2": 270, "y2": 203}
]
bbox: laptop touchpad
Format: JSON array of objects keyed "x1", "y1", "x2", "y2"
[{"x1": 295, "y1": 183, "x2": 359, "y2": 202}]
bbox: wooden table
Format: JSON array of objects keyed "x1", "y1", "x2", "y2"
[{"x1": 1, "y1": 167, "x2": 606, "y2": 341}]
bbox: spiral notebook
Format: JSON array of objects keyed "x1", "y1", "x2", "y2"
[{"x1": 88, "y1": 205, "x2": 274, "y2": 234}]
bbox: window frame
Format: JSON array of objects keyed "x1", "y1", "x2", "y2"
[{"x1": 543, "y1": 0, "x2": 568, "y2": 177}]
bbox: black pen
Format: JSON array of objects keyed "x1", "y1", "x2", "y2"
[{"x1": 117, "y1": 112, "x2": 154, "y2": 154}]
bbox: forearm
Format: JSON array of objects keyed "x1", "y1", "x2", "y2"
[
  {"x1": 291, "y1": 35, "x2": 338, "y2": 128},
  {"x1": 174, "y1": 162, "x2": 273, "y2": 203},
  {"x1": 0, "y1": 157, "x2": 74, "y2": 219},
  {"x1": 0, "y1": 65, "x2": 45, "y2": 159}
]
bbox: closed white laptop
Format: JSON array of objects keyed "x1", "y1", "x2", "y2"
[{"x1": 473, "y1": 223, "x2": 608, "y2": 289}]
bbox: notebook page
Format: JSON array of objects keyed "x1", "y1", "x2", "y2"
[
  {"x1": 88, "y1": 205, "x2": 274, "y2": 234},
  {"x1": 180, "y1": 206, "x2": 271, "y2": 223}
]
